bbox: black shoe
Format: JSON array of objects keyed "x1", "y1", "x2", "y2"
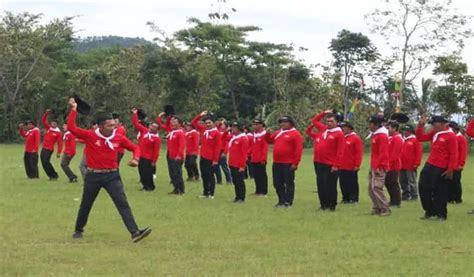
[
  {"x1": 132, "y1": 227, "x2": 152, "y2": 243},
  {"x1": 72, "y1": 231, "x2": 83, "y2": 239},
  {"x1": 420, "y1": 214, "x2": 435, "y2": 220},
  {"x1": 233, "y1": 199, "x2": 245, "y2": 204},
  {"x1": 283, "y1": 202, "x2": 292, "y2": 208},
  {"x1": 70, "y1": 177, "x2": 78, "y2": 183},
  {"x1": 436, "y1": 216, "x2": 447, "y2": 221},
  {"x1": 328, "y1": 207, "x2": 336, "y2": 212},
  {"x1": 389, "y1": 203, "x2": 401, "y2": 208}
]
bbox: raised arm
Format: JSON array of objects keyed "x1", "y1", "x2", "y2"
[
  {"x1": 305, "y1": 124, "x2": 318, "y2": 139},
  {"x1": 42, "y1": 110, "x2": 51, "y2": 129},
  {"x1": 191, "y1": 114, "x2": 206, "y2": 133},
  {"x1": 415, "y1": 125, "x2": 434, "y2": 142},
  {"x1": 67, "y1": 100, "x2": 91, "y2": 140},
  {"x1": 131, "y1": 112, "x2": 148, "y2": 134},
  {"x1": 265, "y1": 129, "x2": 276, "y2": 144},
  {"x1": 156, "y1": 113, "x2": 172, "y2": 133},
  {"x1": 311, "y1": 111, "x2": 329, "y2": 132},
  {"x1": 19, "y1": 125, "x2": 27, "y2": 138}
]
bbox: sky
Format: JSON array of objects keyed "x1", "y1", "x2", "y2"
[{"x1": 1, "y1": 0, "x2": 473, "y2": 77}]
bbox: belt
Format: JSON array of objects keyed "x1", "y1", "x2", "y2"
[{"x1": 87, "y1": 168, "x2": 118, "y2": 173}]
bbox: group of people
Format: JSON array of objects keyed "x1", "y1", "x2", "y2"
[{"x1": 17, "y1": 97, "x2": 474, "y2": 241}]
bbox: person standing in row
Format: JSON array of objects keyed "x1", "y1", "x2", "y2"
[
  {"x1": 399, "y1": 125, "x2": 422, "y2": 201},
  {"x1": 305, "y1": 122, "x2": 321, "y2": 192},
  {"x1": 367, "y1": 115, "x2": 391, "y2": 216},
  {"x1": 131, "y1": 108, "x2": 161, "y2": 192},
  {"x1": 41, "y1": 110, "x2": 63, "y2": 181},
  {"x1": 61, "y1": 123, "x2": 78, "y2": 183},
  {"x1": 416, "y1": 115, "x2": 458, "y2": 221},
  {"x1": 114, "y1": 114, "x2": 127, "y2": 165},
  {"x1": 192, "y1": 111, "x2": 222, "y2": 199},
  {"x1": 18, "y1": 120, "x2": 40, "y2": 179},
  {"x1": 385, "y1": 121, "x2": 403, "y2": 208},
  {"x1": 215, "y1": 120, "x2": 232, "y2": 185},
  {"x1": 244, "y1": 127, "x2": 254, "y2": 180},
  {"x1": 184, "y1": 122, "x2": 200, "y2": 182},
  {"x1": 228, "y1": 122, "x2": 250, "y2": 203},
  {"x1": 166, "y1": 117, "x2": 186, "y2": 195},
  {"x1": 67, "y1": 98, "x2": 151, "y2": 242},
  {"x1": 156, "y1": 112, "x2": 173, "y2": 185},
  {"x1": 250, "y1": 119, "x2": 269, "y2": 196},
  {"x1": 266, "y1": 116, "x2": 303, "y2": 208},
  {"x1": 447, "y1": 121, "x2": 468, "y2": 204},
  {"x1": 338, "y1": 121, "x2": 363, "y2": 204},
  {"x1": 311, "y1": 110, "x2": 344, "y2": 211}
]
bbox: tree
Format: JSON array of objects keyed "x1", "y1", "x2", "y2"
[
  {"x1": 329, "y1": 29, "x2": 378, "y2": 118},
  {"x1": 365, "y1": 0, "x2": 472, "y2": 107},
  {"x1": 0, "y1": 12, "x2": 73, "y2": 139}
]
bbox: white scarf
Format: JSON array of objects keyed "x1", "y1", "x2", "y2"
[
  {"x1": 373, "y1": 126, "x2": 389, "y2": 136},
  {"x1": 345, "y1": 132, "x2": 356, "y2": 138},
  {"x1": 390, "y1": 133, "x2": 403, "y2": 140},
  {"x1": 403, "y1": 134, "x2": 416, "y2": 141},
  {"x1": 143, "y1": 132, "x2": 160, "y2": 141},
  {"x1": 456, "y1": 132, "x2": 463, "y2": 137},
  {"x1": 63, "y1": 131, "x2": 70, "y2": 141},
  {"x1": 253, "y1": 130, "x2": 267, "y2": 142},
  {"x1": 95, "y1": 128, "x2": 116, "y2": 150},
  {"x1": 275, "y1": 128, "x2": 296, "y2": 140},
  {"x1": 433, "y1": 128, "x2": 454, "y2": 143},
  {"x1": 167, "y1": 129, "x2": 183, "y2": 140},
  {"x1": 228, "y1": 133, "x2": 247, "y2": 149},
  {"x1": 49, "y1": 127, "x2": 61, "y2": 132},
  {"x1": 186, "y1": 129, "x2": 198, "y2": 136},
  {"x1": 322, "y1": 127, "x2": 342, "y2": 139},
  {"x1": 26, "y1": 127, "x2": 39, "y2": 136},
  {"x1": 203, "y1": 127, "x2": 218, "y2": 139}
]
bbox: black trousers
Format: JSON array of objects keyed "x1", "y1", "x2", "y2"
[
  {"x1": 61, "y1": 154, "x2": 77, "y2": 181},
  {"x1": 185, "y1": 155, "x2": 199, "y2": 179},
  {"x1": 448, "y1": 170, "x2": 463, "y2": 203},
  {"x1": 214, "y1": 154, "x2": 232, "y2": 183},
  {"x1": 385, "y1": 171, "x2": 402, "y2": 205},
  {"x1": 272, "y1": 163, "x2": 295, "y2": 205},
  {"x1": 169, "y1": 159, "x2": 185, "y2": 193},
  {"x1": 138, "y1": 158, "x2": 155, "y2": 191},
  {"x1": 40, "y1": 149, "x2": 58, "y2": 179},
  {"x1": 200, "y1": 158, "x2": 216, "y2": 196},
  {"x1": 252, "y1": 162, "x2": 268, "y2": 195},
  {"x1": 244, "y1": 157, "x2": 254, "y2": 179},
  {"x1": 419, "y1": 163, "x2": 449, "y2": 219},
  {"x1": 339, "y1": 170, "x2": 359, "y2": 202},
  {"x1": 230, "y1": 167, "x2": 246, "y2": 201},
  {"x1": 166, "y1": 152, "x2": 172, "y2": 183},
  {"x1": 24, "y1": 152, "x2": 39, "y2": 178},
  {"x1": 315, "y1": 163, "x2": 338, "y2": 209},
  {"x1": 75, "y1": 171, "x2": 139, "y2": 234}
]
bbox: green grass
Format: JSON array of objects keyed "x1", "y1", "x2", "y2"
[{"x1": 1, "y1": 144, "x2": 473, "y2": 276}]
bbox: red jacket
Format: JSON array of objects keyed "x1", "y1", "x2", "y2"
[
  {"x1": 456, "y1": 133, "x2": 468, "y2": 169},
  {"x1": 370, "y1": 127, "x2": 389, "y2": 170},
  {"x1": 67, "y1": 110, "x2": 140, "y2": 169},
  {"x1": 467, "y1": 119, "x2": 474, "y2": 137},
  {"x1": 185, "y1": 129, "x2": 200, "y2": 155},
  {"x1": 246, "y1": 133, "x2": 254, "y2": 157},
  {"x1": 311, "y1": 112, "x2": 344, "y2": 167},
  {"x1": 63, "y1": 131, "x2": 77, "y2": 157},
  {"x1": 221, "y1": 130, "x2": 231, "y2": 154},
  {"x1": 250, "y1": 130, "x2": 269, "y2": 163},
  {"x1": 416, "y1": 126, "x2": 458, "y2": 171},
  {"x1": 166, "y1": 129, "x2": 185, "y2": 160},
  {"x1": 305, "y1": 125, "x2": 321, "y2": 162},
  {"x1": 228, "y1": 133, "x2": 250, "y2": 168},
  {"x1": 265, "y1": 128, "x2": 303, "y2": 166},
  {"x1": 115, "y1": 125, "x2": 127, "y2": 154},
  {"x1": 401, "y1": 135, "x2": 422, "y2": 170},
  {"x1": 339, "y1": 132, "x2": 363, "y2": 171},
  {"x1": 132, "y1": 114, "x2": 161, "y2": 163},
  {"x1": 41, "y1": 111, "x2": 63, "y2": 154},
  {"x1": 191, "y1": 115, "x2": 222, "y2": 162},
  {"x1": 388, "y1": 133, "x2": 403, "y2": 171},
  {"x1": 19, "y1": 127, "x2": 40, "y2": 153}
]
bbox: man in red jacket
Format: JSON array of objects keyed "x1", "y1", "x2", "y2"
[
  {"x1": 184, "y1": 122, "x2": 200, "y2": 182},
  {"x1": 214, "y1": 120, "x2": 232, "y2": 185},
  {"x1": 385, "y1": 121, "x2": 403, "y2": 208},
  {"x1": 166, "y1": 116, "x2": 186, "y2": 195},
  {"x1": 192, "y1": 111, "x2": 222, "y2": 199},
  {"x1": 131, "y1": 108, "x2": 161, "y2": 192},
  {"x1": 67, "y1": 98, "x2": 151, "y2": 242},
  {"x1": 251, "y1": 119, "x2": 269, "y2": 196},
  {"x1": 338, "y1": 121, "x2": 363, "y2": 204},
  {"x1": 400, "y1": 125, "x2": 422, "y2": 201},
  {"x1": 368, "y1": 115, "x2": 391, "y2": 216},
  {"x1": 228, "y1": 122, "x2": 250, "y2": 202},
  {"x1": 311, "y1": 110, "x2": 344, "y2": 211},
  {"x1": 416, "y1": 115, "x2": 458, "y2": 220},
  {"x1": 447, "y1": 122, "x2": 468, "y2": 204},
  {"x1": 18, "y1": 120, "x2": 40, "y2": 178},
  {"x1": 265, "y1": 116, "x2": 303, "y2": 208},
  {"x1": 244, "y1": 126, "x2": 254, "y2": 179},
  {"x1": 114, "y1": 115, "x2": 127, "y2": 165},
  {"x1": 61, "y1": 123, "x2": 78, "y2": 183},
  {"x1": 41, "y1": 110, "x2": 63, "y2": 180}
]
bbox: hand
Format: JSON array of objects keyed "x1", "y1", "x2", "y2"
[
  {"x1": 18, "y1": 123, "x2": 24, "y2": 128},
  {"x1": 151, "y1": 162, "x2": 156, "y2": 167},
  {"x1": 419, "y1": 114, "x2": 429, "y2": 126},
  {"x1": 324, "y1": 109, "x2": 332, "y2": 114},
  {"x1": 200, "y1": 111, "x2": 208, "y2": 117},
  {"x1": 375, "y1": 168, "x2": 383, "y2": 175},
  {"x1": 127, "y1": 159, "x2": 139, "y2": 167},
  {"x1": 131, "y1": 108, "x2": 138, "y2": 114},
  {"x1": 68, "y1": 98, "x2": 77, "y2": 111},
  {"x1": 158, "y1": 112, "x2": 165, "y2": 118},
  {"x1": 331, "y1": 166, "x2": 338, "y2": 173},
  {"x1": 442, "y1": 169, "x2": 454, "y2": 180},
  {"x1": 261, "y1": 161, "x2": 267, "y2": 165},
  {"x1": 221, "y1": 153, "x2": 226, "y2": 158},
  {"x1": 290, "y1": 165, "x2": 298, "y2": 171},
  {"x1": 175, "y1": 157, "x2": 182, "y2": 161},
  {"x1": 239, "y1": 167, "x2": 245, "y2": 172},
  {"x1": 45, "y1": 109, "x2": 51, "y2": 113},
  {"x1": 354, "y1": 167, "x2": 359, "y2": 171},
  {"x1": 212, "y1": 161, "x2": 218, "y2": 166}
]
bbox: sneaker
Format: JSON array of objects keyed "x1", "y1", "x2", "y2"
[
  {"x1": 274, "y1": 203, "x2": 284, "y2": 208},
  {"x1": 131, "y1": 227, "x2": 152, "y2": 243},
  {"x1": 283, "y1": 203, "x2": 292, "y2": 209},
  {"x1": 72, "y1": 231, "x2": 83, "y2": 239},
  {"x1": 208, "y1": 195, "x2": 215, "y2": 199},
  {"x1": 70, "y1": 177, "x2": 78, "y2": 183}
]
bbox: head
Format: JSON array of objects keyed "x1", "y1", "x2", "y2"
[
  {"x1": 26, "y1": 120, "x2": 36, "y2": 130},
  {"x1": 368, "y1": 115, "x2": 383, "y2": 132},
  {"x1": 220, "y1": 121, "x2": 228, "y2": 132},
  {"x1": 184, "y1": 122, "x2": 193, "y2": 132},
  {"x1": 95, "y1": 113, "x2": 116, "y2": 136},
  {"x1": 278, "y1": 116, "x2": 295, "y2": 130},
  {"x1": 204, "y1": 118, "x2": 215, "y2": 130},
  {"x1": 339, "y1": 122, "x2": 353, "y2": 135},
  {"x1": 387, "y1": 121, "x2": 399, "y2": 135},
  {"x1": 62, "y1": 124, "x2": 68, "y2": 132},
  {"x1": 90, "y1": 121, "x2": 98, "y2": 130},
  {"x1": 170, "y1": 116, "x2": 183, "y2": 130},
  {"x1": 402, "y1": 125, "x2": 414, "y2": 137},
  {"x1": 243, "y1": 126, "x2": 250, "y2": 133},
  {"x1": 325, "y1": 114, "x2": 339, "y2": 129},
  {"x1": 448, "y1": 121, "x2": 460, "y2": 134},
  {"x1": 430, "y1": 116, "x2": 449, "y2": 133},
  {"x1": 50, "y1": 119, "x2": 58, "y2": 128},
  {"x1": 149, "y1": 122, "x2": 159, "y2": 133},
  {"x1": 252, "y1": 119, "x2": 265, "y2": 132},
  {"x1": 231, "y1": 122, "x2": 243, "y2": 135}
]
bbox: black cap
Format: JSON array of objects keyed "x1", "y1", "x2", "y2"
[
  {"x1": 338, "y1": 121, "x2": 353, "y2": 129},
  {"x1": 428, "y1": 115, "x2": 449, "y2": 124},
  {"x1": 137, "y1": 109, "x2": 147, "y2": 121},
  {"x1": 112, "y1": 112, "x2": 120, "y2": 120},
  {"x1": 448, "y1": 121, "x2": 460, "y2": 131},
  {"x1": 26, "y1": 119, "x2": 37, "y2": 126},
  {"x1": 164, "y1": 105, "x2": 175, "y2": 116},
  {"x1": 402, "y1": 124, "x2": 415, "y2": 132},
  {"x1": 390, "y1": 112, "x2": 409, "y2": 124},
  {"x1": 71, "y1": 94, "x2": 92, "y2": 115},
  {"x1": 203, "y1": 112, "x2": 217, "y2": 122},
  {"x1": 368, "y1": 114, "x2": 384, "y2": 124},
  {"x1": 278, "y1": 115, "x2": 296, "y2": 126}
]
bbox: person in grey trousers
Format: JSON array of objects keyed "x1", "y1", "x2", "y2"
[{"x1": 399, "y1": 125, "x2": 422, "y2": 201}]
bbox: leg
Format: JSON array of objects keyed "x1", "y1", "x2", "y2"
[
  {"x1": 399, "y1": 170, "x2": 410, "y2": 200},
  {"x1": 24, "y1": 152, "x2": 32, "y2": 178},
  {"x1": 370, "y1": 170, "x2": 390, "y2": 213},
  {"x1": 407, "y1": 170, "x2": 418, "y2": 200},
  {"x1": 433, "y1": 171, "x2": 449, "y2": 219},
  {"x1": 209, "y1": 163, "x2": 217, "y2": 196},
  {"x1": 328, "y1": 169, "x2": 338, "y2": 209},
  {"x1": 103, "y1": 172, "x2": 139, "y2": 234},
  {"x1": 315, "y1": 163, "x2": 325, "y2": 209},
  {"x1": 191, "y1": 155, "x2": 199, "y2": 179},
  {"x1": 247, "y1": 158, "x2": 254, "y2": 179},
  {"x1": 418, "y1": 164, "x2": 436, "y2": 217},
  {"x1": 221, "y1": 156, "x2": 232, "y2": 183},
  {"x1": 272, "y1": 163, "x2": 285, "y2": 205},
  {"x1": 339, "y1": 170, "x2": 350, "y2": 203},
  {"x1": 214, "y1": 157, "x2": 223, "y2": 184},
  {"x1": 453, "y1": 170, "x2": 462, "y2": 203},
  {"x1": 79, "y1": 155, "x2": 88, "y2": 181},
  {"x1": 31, "y1": 153, "x2": 39, "y2": 178},
  {"x1": 41, "y1": 149, "x2": 58, "y2": 179},
  {"x1": 352, "y1": 170, "x2": 359, "y2": 202},
  {"x1": 283, "y1": 164, "x2": 295, "y2": 206},
  {"x1": 175, "y1": 160, "x2": 185, "y2": 193},
  {"x1": 184, "y1": 155, "x2": 192, "y2": 179},
  {"x1": 74, "y1": 173, "x2": 102, "y2": 232},
  {"x1": 199, "y1": 158, "x2": 211, "y2": 196},
  {"x1": 61, "y1": 155, "x2": 77, "y2": 181},
  {"x1": 252, "y1": 162, "x2": 261, "y2": 194}
]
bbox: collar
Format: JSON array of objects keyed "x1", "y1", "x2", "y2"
[
  {"x1": 345, "y1": 132, "x2": 356, "y2": 138},
  {"x1": 95, "y1": 128, "x2": 116, "y2": 150},
  {"x1": 167, "y1": 129, "x2": 183, "y2": 140},
  {"x1": 322, "y1": 127, "x2": 342, "y2": 139},
  {"x1": 403, "y1": 134, "x2": 416, "y2": 141},
  {"x1": 253, "y1": 130, "x2": 267, "y2": 141},
  {"x1": 228, "y1": 133, "x2": 247, "y2": 148},
  {"x1": 433, "y1": 128, "x2": 454, "y2": 143},
  {"x1": 275, "y1": 128, "x2": 296, "y2": 140},
  {"x1": 49, "y1": 127, "x2": 61, "y2": 132},
  {"x1": 373, "y1": 126, "x2": 389, "y2": 136},
  {"x1": 203, "y1": 127, "x2": 218, "y2": 138},
  {"x1": 144, "y1": 131, "x2": 160, "y2": 140}
]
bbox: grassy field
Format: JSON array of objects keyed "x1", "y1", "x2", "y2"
[{"x1": 1, "y1": 144, "x2": 474, "y2": 276}]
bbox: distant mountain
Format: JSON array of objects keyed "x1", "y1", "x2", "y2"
[{"x1": 73, "y1": 36, "x2": 151, "y2": 52}]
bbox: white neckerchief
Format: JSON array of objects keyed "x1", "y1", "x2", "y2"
[
  {"x1": 253, "y1": 130, "x2": 267, "y2": 142},
  {"x1": 63, "y1": 131, "x2": 70, "y2": 141},
  {"x1": 390, "y1": 133, "x2": 402, "y2": 140},
  {"x1": 167, "y1": 129, "x2": 183, "y2": 140},
  {"x1": 186, "y1": 129, "x2": 198, "y2": 136},
  {"x1": 203, "y1": 127, "x2": 218, "y2": 139},
  {"x1": 365, "y1": 132, "x2": 373, "y2": 140},
  {"x1": 95, "y1": 128, "x2": 116, "y2": 150},
  {"x1": 228, "y1": 133, "x2": 247, "y2": 148},
  {"x1": 49, "y1": 127, "x2": 60, "y2": 132},
  {"x1": 26, "y1": 127, "x2": 39, "y2": 136},
  {"x1": 322, "y1": 127, "x2": 342, "y2": 139},
  {"x1": 275, "y1": 128, "x2": 296, "y2": 140},
  {"x1": 373, "y1": 126, "x2": 389, "y2": 136},
  {"x1": 433, "y1": 128, "x2": 454, "y2": 143},
  {"x1": 456, "y1": 132, "x2": 463, "y2": 137},
  {"x1": 144, "y1": 131, "x2": 160, "y2": 141},
  {"x1": 345, "y1": 132, "x2": 356, "y2": 138},
  {"x1": 403, "y1": 134, "x2": 416, "y2": 141}
]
